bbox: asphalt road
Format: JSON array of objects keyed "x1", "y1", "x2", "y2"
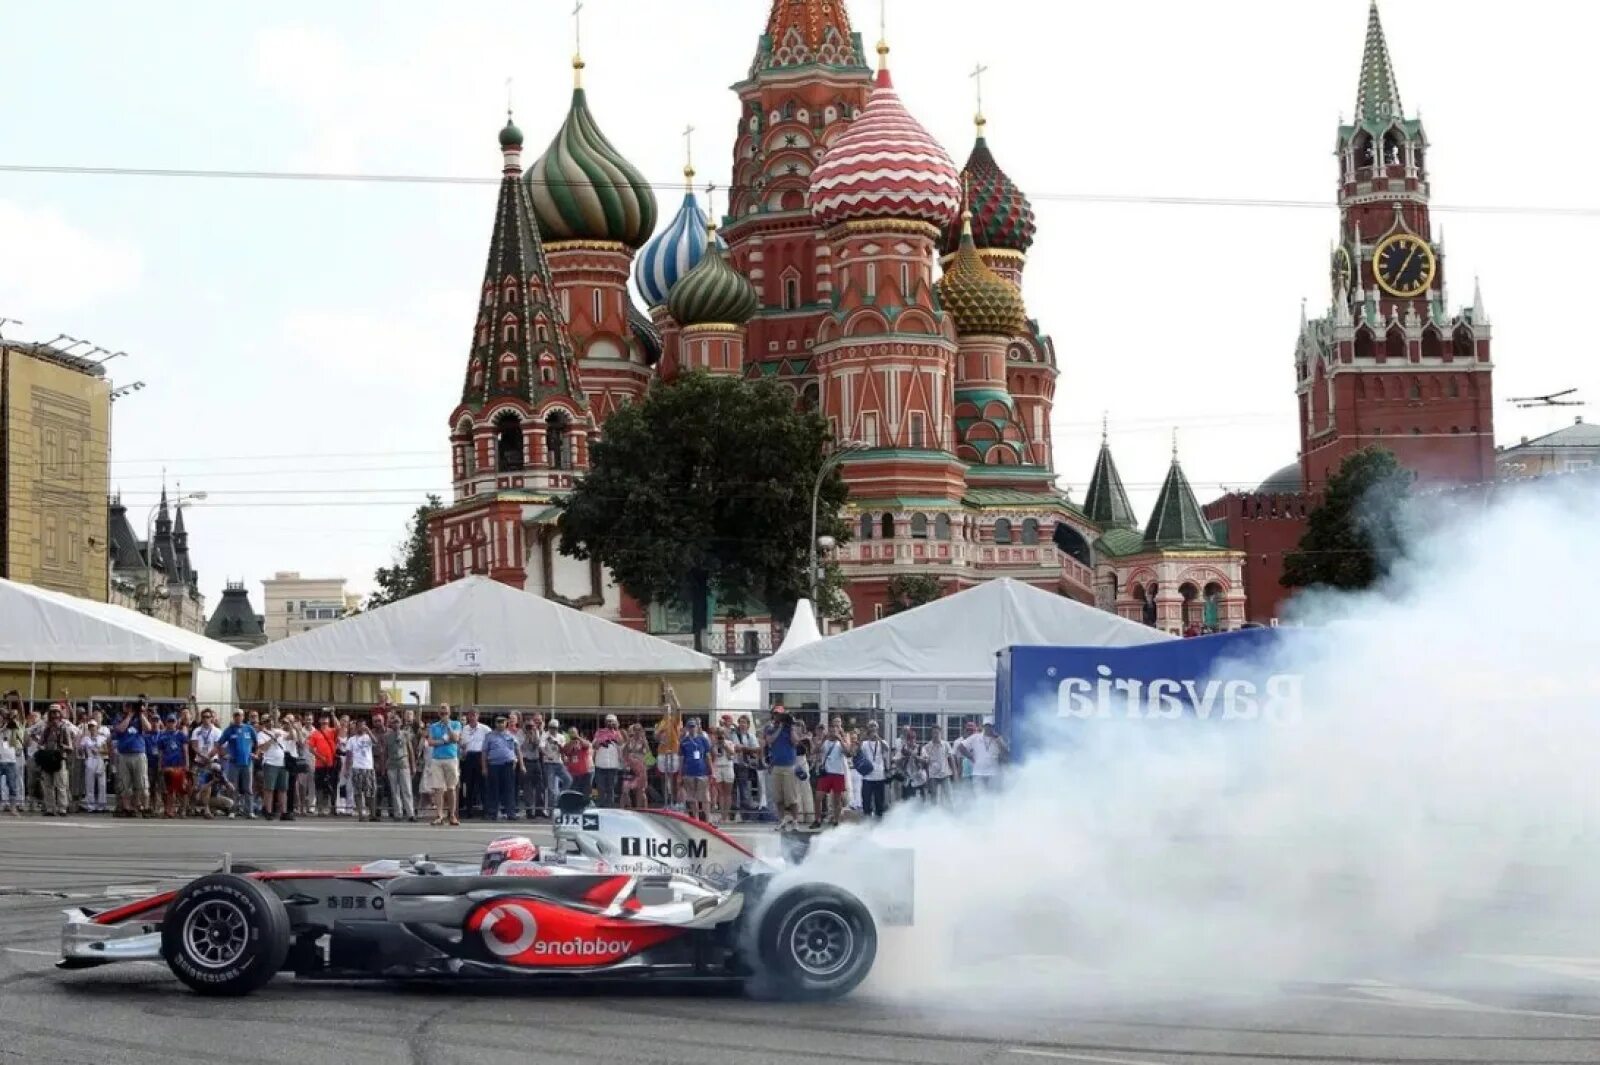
[{"x1": 2, "y1": 816, "x2": 1598, "y2": 1065}]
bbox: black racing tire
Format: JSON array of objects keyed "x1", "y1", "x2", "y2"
[
  {"x1": 160, "y1": 874, "x2": 290, "y2": 996},
  {"x1": 752, "y1": 884, "x2": 876, "y2": 1001}
]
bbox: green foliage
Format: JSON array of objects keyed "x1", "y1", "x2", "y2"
[
  {"x1": 884, "y1": 573, "x2": 945, "y2": 616},
  {"x1": 557, "y1": 373, "x2": 849, "y2": 644},
  {"x1": 368, "y1": 494, "x2": 443, "y2": 608},
  {"x1": 1281, "y1": 448, "x2": 1412, "y2": 591}
]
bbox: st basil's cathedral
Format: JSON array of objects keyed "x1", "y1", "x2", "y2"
[{"x1": 428, "y1": 1, "x2": 1492, "y2": 643}]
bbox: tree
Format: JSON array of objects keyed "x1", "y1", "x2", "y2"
[
  {"x1": 884, "y1": 573, "x2": 945, "y2": 616},
  {"x1": 557, "y1": 372, "x2": 849, "y2": 650},
  {"x1": 1282, "y1": 448, "x2": 1412, "y2": 591},
  {"x1": 368, "y1": 494, "x2": 443, "y2": 608}
]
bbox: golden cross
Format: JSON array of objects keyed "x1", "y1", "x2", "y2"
[{"x1": 573, "y1": 0, "x2": 584, "y2": 56}]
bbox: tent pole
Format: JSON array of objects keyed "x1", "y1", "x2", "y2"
[{"x1": 27, "y1": 661, "x2": 36, "y2": 709}]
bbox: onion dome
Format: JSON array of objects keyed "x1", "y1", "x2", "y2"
[
  {"x1": 944, "y1": 126, "x2": 1037, "y2": 256},
  {"x1": 938, "y1": 215, "x2": 1027, "y2": 336},
  {"x1": 808, "y1": 59, "x2": 961, "y2": 231},
  {"x1": 498, "y1": 117, "x2": 523, "y2": 149},
  {"x1": 667, "y1": 224, "x2": 760, "y2": 327},
  {"x1": 525, "y1": 62, "x2": 657, "y2": 249},
  {"x1": 635, "y1": 174, "x2": 713, "y2": 308}
]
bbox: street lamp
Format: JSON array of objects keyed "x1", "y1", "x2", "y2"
[
  {"x1": 144, "y1": 491, "x2": 208, "y2": 615},
  {"x1": 809, "y1": 440, "x2": 867, "y2": 602}
]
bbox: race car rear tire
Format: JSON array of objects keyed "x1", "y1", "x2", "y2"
[
  {"x1": 753, "y1": 885, "x2": 876, "y2": 1000},
  {"x1": 160, "y1": 874, "x2": 290, "y2": 996}
]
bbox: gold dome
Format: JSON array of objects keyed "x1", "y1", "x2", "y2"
[{"x1": 938, "y1": 214, "x2": 1028, "y2": 337}]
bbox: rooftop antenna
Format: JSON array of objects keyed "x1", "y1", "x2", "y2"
[{"x1": 1509, "y1": 388, "x2": 1585, "y2": 409}]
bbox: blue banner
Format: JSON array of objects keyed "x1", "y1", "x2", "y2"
[{"x1": 996, "y1": 629, "x2": 1302, "y2": 757}]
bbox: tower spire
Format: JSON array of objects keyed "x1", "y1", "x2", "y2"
[
  {"x1": 1355, "y1": 0, "x2": 1403, "y2": 124},
  {"x1": 970, "y1": 61, "x2": 989, "y2": 134},
  {"x1": 876, "y1": 0, "x2": 889, "y2": 71},
  {"x1": 1083, "y1": 423, "x2": 1138, "y2": 531},
  {"x1": 682, "y1": 123, "x2": 696, "y2": 188},
  {"x1": 572, "y1": 0, "x2": 586, "y2": 87}
]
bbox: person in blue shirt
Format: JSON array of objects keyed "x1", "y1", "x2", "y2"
[
  {"x1": 154, "y1": 715, "x2": 190, "y2": 818},
  {"x1": 763, "y1": 708, "x2": 802, "y2": 828},
  {"x1": 426, "y1": 706, "x2": 462, "y2": 826},
  {"x1": 678, "y1": 718, "x2": 713, "y2": 823},
  {"x1": 480, "y1": 716, "x2": 521, "y2": 823},
  {"x1": 112, "y1": 701, "x2": 154, "y2": 818},
  {"x1": 217, "y1": 710, "x2": 258, "y2": 819}
]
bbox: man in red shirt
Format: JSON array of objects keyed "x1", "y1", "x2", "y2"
[{"x1": 306, "y1": 714, "x2": 339, "y2": 816}]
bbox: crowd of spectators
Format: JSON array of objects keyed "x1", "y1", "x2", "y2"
[{"x1": 0, "y1": 685, "x2": 1009, "y2": 826}]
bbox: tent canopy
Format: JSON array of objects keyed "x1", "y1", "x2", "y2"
[
  {"x1": 228, "y1": 576, "x2": 716, "y2": 676},
  {"x1": 758, "y1": 579, "x2": 1172, "y2": 682},
  {"x1": 0, "y1": 577, "x2": 236, "y2": 670},
  {"x1": 727, "y1": 599, "x2": 823, "y2": 710}
]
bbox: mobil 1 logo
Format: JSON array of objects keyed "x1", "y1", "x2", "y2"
[{"x1": 619, "y1": 837, "x2": 707, "y2": 860}]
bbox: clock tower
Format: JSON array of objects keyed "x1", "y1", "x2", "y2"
[{"x1": 1296, "y1": 1, "x2": 1494, "y2": 491}]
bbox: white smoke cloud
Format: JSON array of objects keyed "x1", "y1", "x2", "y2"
[{"x1": 801, "y1": 479, "x2": 1600, "y2": 1002}]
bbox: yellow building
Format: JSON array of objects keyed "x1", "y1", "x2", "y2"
[{"x1": 0, "y1": 342, "x2": 110, "y2": 601}]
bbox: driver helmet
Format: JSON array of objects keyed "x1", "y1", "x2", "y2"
[{"x1": 481, "y1": 836, "x2": 540, "y2": 874}]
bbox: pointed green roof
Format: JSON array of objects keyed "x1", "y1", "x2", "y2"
[
  {"x1": 1355, "y1": 1, "x2": 1403, "y2": 125},
  {"x1": 1143, "y1": 456, "x2": 1215, "y2": 549},
  {"x1": 1083, "y1": 439, "x2": 1137, "y2": 530}
]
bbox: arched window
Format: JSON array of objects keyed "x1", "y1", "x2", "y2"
[
  {"x1": 1421, "y1": 328, "x2": 1442, "y2": 361},
  {"x1": 800, "y1": 382, "x2": 819, "y2": 411},
  {"x1": 592, "y1": 289, "x2": 604, "y2": 326},
  {"x1": 1453, "y1": 327, "x2": 1474, "y2": 361},
  {"x1": 859, "y1": 513, "x2": 874, "y2": 541},
  {"x1": 1382, "y1": 130, "x2": 1403, "y2": 167},
  {"x1": 1354, "y1": 327, "x2": 1376, "y2": 361},
  {"x1": 504, "y1": 320, "x2": 519, "y2": 343},
  {"x1": 1354, "y1": 131, "x2": 1375, "y2": 169},
  {"x1": 495, "y1": 412, "x2": 524, "y2": 472},
  {"x1": 910, "y1": 514, "x2": 928, "y2": 539},
  {"x1": 783, "y1": 275, "x2": 801, "y2": 310},
  {"x1": 1020, "y1": 518, "x2": 1039, "y2": 545},
  {"x1": 1409, "y1": 378, "x2": 1422, "y2": 400},
  {"x1": 880, "y1": 512, "x2": 895, "y2": 539},
  {"x1": 1448, "y1": 376, "x2": 1460, "y2": 398},
  {"x1": 545, "y1": 410, "x2": 571, "y2": 471},
  {"x1": 934, "y1": 514, "x2": 951, "y2": 541},
  {"x1": 993, "y1": 518, "x2": 1013, "y2": 545},
  {"x1": 1386, "y1": 326, "x2": 1406, "y2": 362},
  {"x1": 1052, "y1": 522, "x2": 1091, "y2": 566}
]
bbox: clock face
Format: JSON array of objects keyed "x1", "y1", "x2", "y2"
[
  {"x1": 1331, "y1": 245, "x2": 1353, "y2": 293},
  {"x1": 1372, "y1": 233, "x2": 1436, "y2": 298}
]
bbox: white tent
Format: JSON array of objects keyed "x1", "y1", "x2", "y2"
[
  {"x1": 228, "y1": 576, "x2": 718, "y2": 709},
  {"x1": 0, "y1": 577, "x2": 237, "y2": 705},
  {"x1": 756, "y1": 579, "x2": 1172, "y2": 724},
  {"x1": 724, "y1": 598, "x2": 823, "y2": 710}
]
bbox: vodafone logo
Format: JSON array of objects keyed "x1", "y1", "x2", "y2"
[
  {"x1": 533, "y1": 938, "x2": 632, "y2": 957},
  {"x1": 479, "y1": 904, "x2": 539, "y2": 958}
]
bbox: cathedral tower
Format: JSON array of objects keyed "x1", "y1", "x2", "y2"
[
  {"x1": 725, "y1": 0, "x2": 874, "y2": 395},
  {"x1": 1297, "y1": 1, "x2": 1494, "y2": 490}
]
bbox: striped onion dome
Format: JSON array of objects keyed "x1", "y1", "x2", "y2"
[
  {"x1": 939, "y1": 214, "x2": 1027, "y2": 337},
  {"x1": 635, "y1": 181, "x2": 712, "y2": 308},
  {"x1": 525, "y1": 72, "x2": 657, "y2": 249},
  {"x1": 943, "y1": 129, "x2": 1037, "y2": 256},
  {"x1": 667, "y1": 226, "x2": 760, "y2": 327},
  {"x1": 808, "y1": 62, "x2": 961, "y2": 230}
]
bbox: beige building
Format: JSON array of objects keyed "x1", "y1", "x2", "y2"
[
  {"x1": 0, "y1": 341, "x2": 111, "y2": 601},
  {"x1": 262, "y1": 571, "x2": 360, "y2": 641},
  {"x1": 1496, "y1": 416, "x2": 1600, "y2": 478}
]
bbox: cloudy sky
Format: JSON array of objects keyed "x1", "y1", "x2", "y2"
[{"x1": 2, "y1": 0, "x2": 1593, "y2": 609}]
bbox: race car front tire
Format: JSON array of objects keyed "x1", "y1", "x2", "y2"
[
  {"x1": 160, "y1": 873, "x2": 291, "y2": 996},
  {"x1": 753, "y1": 885, "x2": 877, "y2": 1000}
]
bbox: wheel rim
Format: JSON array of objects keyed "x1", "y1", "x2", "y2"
[
  {"x1": 788, "y1": 908, "x2": 854, "y2": 978},
  {"x1": 181, "y1": 899, "x2": 251, "y2": 969}
]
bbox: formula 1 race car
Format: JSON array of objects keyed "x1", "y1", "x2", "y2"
[{"x1": 58, "y1": 795, "x2": 911, "y2": 1000}]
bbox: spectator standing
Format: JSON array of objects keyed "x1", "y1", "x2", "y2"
[
  {"x1": 113, "y1": 702, "x2": 154, "y2": 818},
  {"x1": 218, "y1": 709, "x2": 258, "y2": 819},
  {"x1": 764, "y1": 707, "x2": 802, "y2": 829},
  {"x1": 459, "y1": 709, "x2": 490, "y2": 819},
  {"x1": 35, "y1": 705, "x2": 73, "y2": 816},
  {"x1": 562, "y1": 726, "x2": 593, "y2": 800},
  {"x1": 921, "y1": 728, "x2": 956, "y2": 805},
  {"x1": 152, "y1": 712, "x2": 190, "y2": 818},
  {"x1": 367, "y1": 713, "x2": 389, "y2": 822},
  {"x1": 654, "y1": 685, "x2": 682, "y2": 809},
  {"x1": 280, "y1": 713, "x2": 307, "y2": 820},
  {"x1": 592, "y1": 715, "x2": 624, "y2": 808},
  {"x1": 730, "y1": 715, "x2": 760, "y2": 819},
  {"x1": 0, "y1": 703, "x2": 23, "y2": 815},
  {"x1": 895, "y1": 725, "x2": 928, "y2": 803},
  {"x1": 954, "y1": 719, "x2": 1008, "y2": 791},
  {"x1": 190, "y1": 708, "x2": 222, "y2": 764},
  {"x1": 426, "y1": 706, "x2": 461, "y2": 826},
  {"x1": 621, "y1": 723, "x2": 650, "y2": 809},
  {"x1": 256, "y1": 718, "x2": 290, "y2": 819},
  {"x1": 857, "y1": 721, "x2": 890, "y2": 819},
  {"x1": 346, "y1": 719, "x2": 377, "y2": 821},
  {"x1": 383, "y1": 711, "x2": 417, "y2": 821},
  {"x1": 307, "y1": 715, "x2": 339, "y2": 816},
  {"x1": 481, "y1": 716, "x2": 520, "y2": 821},
  {"x1": 78, "y1": 719, "x2": 108, "y2": 813},
  {"x1": 518, "y1": 715, "x2": 545, "y2": 819},
  {"x1": 815, "y1": 721, "x2": 849, "y2": 826},
  {"x1": 678, "y1": 717, "x2": 713, "y2": 822},
  {"x1": 711, "y1": 725, "x2": 737, "y2": 821},
  {"x1": 539, "y1": 720, "x2": 570, "y2": 810}
]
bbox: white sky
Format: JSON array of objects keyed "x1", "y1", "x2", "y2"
[{"x1": 1, "y1": 0, "x2": 1594, "y2": 610}]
